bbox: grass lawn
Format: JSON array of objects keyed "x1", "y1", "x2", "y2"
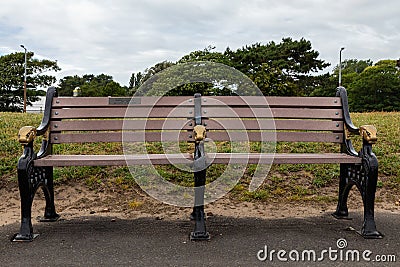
[{"x1": 1, "y1": 112, "x2": 399, "y2": 204}]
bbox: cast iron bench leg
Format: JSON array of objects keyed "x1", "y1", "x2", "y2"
[
  {"x1": 359, "y1": 144, "x2": 383, "y2": 238},
  {"x1": 39, "y1": 167, "x2": 60, "y2": 222},
  {"x1": 13, "y1": 146, "x2": 59, "y2": 242},
  {"x1": 190, "y1": 169, "x2": 209, "y2": 241},
  {"x1": 332, "y1": 163, "x2": 353, "y2": 219},
  {"x1": 333, "y1": 145, "x2": 383, "y2": 239},
  {"x1": 14, "y1": 145, "x2": 36, "y2": 241}
]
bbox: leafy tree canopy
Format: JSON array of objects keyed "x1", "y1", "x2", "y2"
[
  {"x1": 132, "y1": 38, "x2": 330, "y2": 97},
  {"x1": 58, "y1": 74, "x2": 128, "y2": 97},
  {"x1": 0, "y1": 52, "x2": 60, "y2": 112},
  {"x1": 348, "y1": 60, "x2": 400, "y2": 111}
]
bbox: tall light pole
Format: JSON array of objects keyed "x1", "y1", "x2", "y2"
[
  {"x1": 20, "y1": 44, "x2": 27, "y2": 113},
  {"x1": 339, "y1": 47, "x2": 345, "y2": 87}
]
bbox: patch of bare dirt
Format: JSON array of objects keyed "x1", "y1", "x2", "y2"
[{"x1": 1, "y1": 179, "x2": 399, "y2": 227}]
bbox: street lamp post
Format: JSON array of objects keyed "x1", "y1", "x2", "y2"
[
  {"x1": 20, "y1": 45, "x2": 27, "y2": 113},
  {"x1": 339, "y1": 47, "x2": 345, "y2": 87}
]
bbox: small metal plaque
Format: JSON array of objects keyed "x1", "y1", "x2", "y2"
[{"x1": 108, "y1": 98, "x2": 141, "y2": 105}]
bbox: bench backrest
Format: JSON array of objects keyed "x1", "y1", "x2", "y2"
[
  {"x1": 50, "y1": 96, "x2": 195, "y2": 144},
  {"x1": 47, "y1": 94, "x2": 345, "y2": 145},
  {"x1": 197, "y1": 96, "x2": 344, "y2": 143}
]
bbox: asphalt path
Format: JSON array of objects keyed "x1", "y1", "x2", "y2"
[{"x1": 0, "y1": 211, "x2": 399, "y2": 266}]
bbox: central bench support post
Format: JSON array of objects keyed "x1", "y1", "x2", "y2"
[
  {"x1": 190, "y1": 93, "x2": 210, "y2": 241},
  {"x1": 191, "y1": 146, "x2": 209, "y2": 240}
]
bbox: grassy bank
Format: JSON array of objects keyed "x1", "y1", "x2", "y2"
[{"x1": 1, "y1": 112, "x2": 399, "y2": 203}]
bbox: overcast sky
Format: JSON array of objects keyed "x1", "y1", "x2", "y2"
[{"x1": 1, "y1": 0, "x2": 399, "y2": 86}]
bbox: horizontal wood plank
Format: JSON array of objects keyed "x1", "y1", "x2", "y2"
[
  {"x1": 50, "y1": 119, "x2": 193, "y2": 131},
  {"x1": 201, "y1": 96, "x2": 342, "y2": 108},
  {"x1": 52, "y1": 96, "x2": 341, "y2": 108},
  {"x1": 205, "y1": 131, "x2": 343, "y2": 143},
  {"x1": 53, "y1": 96, "x2": 193, "y2": 107},
  {"x1": 51, "y1": 107, "x2": 194, "y2": 119},
  {"x1": 202, "y1": 107, "x2": 343, "y2": 119},
  {"x1": 50, "y1": 131, "x2": 343, "y2": 143},
  {"x1": 51, "y1": 131, "x2": 192, "y2": 143},
  {"x1": 207, "y1": 153, "x2": 361, "y2": 164},
  {"x1": 203, "y1": 119, "x2": 343, "y2": 131},
  {"x1": 34, "y1": 152, "x2": 360, "y2": 167},
  {"x1": 50, "y1": 119, "x2": 343, "y2": 132},
  {"x1": 34, "y1": 154, "x2": 194, "y2": 166}
]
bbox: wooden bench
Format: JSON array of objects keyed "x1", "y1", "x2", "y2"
[{"x1": 14, "y1": 86, "x2": 383, "y2": 241}]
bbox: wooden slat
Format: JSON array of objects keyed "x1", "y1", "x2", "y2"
[
  {"x1": 201, "y1": 107, "x2": 343, "y2": 119},
  {"x1": 51, "y1": 130, "x2": 343, "y2": 143},
  {"x1": 207, "y1": 153, "x2": 361, "y2": 164},
  {"x1": 201, "y1": 96, "x2": 342, "y2": 108},
  {"x1": 34, "y1": 154, "x2": 194, "y2": 167},
  {"x1": 205, "y1": 131, "x2": 343, "y2": 143},
  {"x1": 51, "y1": 107, "x2": 194, "y2": 119},
  {"x1": 53, "y1": 96, "x2": 193, "y2": 107},
  {"x1": 33, "y1": 152, "x2": 360, "y2": 167},
  {"x1": 51, "y1": 131, "x2": 191, "y2": 143},
  {"x1": 203, "y1": 119, "x2": 343, "y2": 131},
  {"x1": 54, "y1": 96, "x2": 342, "y2": 108},
  {"x1": 50, "y1": 119, "x2": 343, "y2": 132},
  {"x1": 50, "y1": 119, "x2": 193, "y2": 132}
]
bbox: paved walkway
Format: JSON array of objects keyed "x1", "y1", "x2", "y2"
[{"x1": 0, "y1": 211, "x2": 399, "y2": 266}]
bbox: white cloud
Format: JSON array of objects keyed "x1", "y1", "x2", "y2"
[{"x1": 1, "y1": 0, "x2": 399, "y2": 86}]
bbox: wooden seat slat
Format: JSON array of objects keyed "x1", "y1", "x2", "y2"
[
  {"x1": 50, "y1": 119, "x2": 344, "y2": 132},
  {"x1": 52, "y1": 96, "x2": 193, "y2": 108},
  {"x1": 50, "y1": 131, "x2": 343, "y2": 144},
  {"x1": 205, "y1": 131, "x2": 343, "y2": 143},
  {"x1": 50, "y1": 107, "x2": 343, "y2": 120},
  {"x1": 203, "y1": 119, "x2": 344, "y2": 131},
  {"x1": 203, "y1": 107, "x2": 343, "y2": 119},
  {"x1": 50, "y1": 119, "x2": 192, "y2": 132},
  {"x1": 51, "y1": 131, "x2": 191, "y2": 143},
  {"x1": 207, "y1": 153, "x2": 361, "y2": 164},
  {"x1": 33, "y1": 152, "x2": 360, "y2": 167},
  {"x1": 51, "y1": 107, "x2": 194, "y2": 119},
  {"x1": 201, "y1": 96, "x2": 342, "y2": 108},
  {"x1": 52, "y1": 96, "x2": 342, "y2": 108},
  {"x1": 34, "y1": 154, "x2": 194, "y2": 167}
]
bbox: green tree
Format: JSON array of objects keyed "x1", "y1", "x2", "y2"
[
  {"x1": 336, "y1": 59, "x2": 372, "y2": 86},
  {"x1": 225, "y1": 38, "x2": 330, "y2": 96},
  {"x1": 311, "y1": 59, "x2": 373, "y2": 97},
  {"x1": 349, "y1": 60, "x2": 400, "y2": 111},
  {"x1": 0, "y1": 51, "x2": 60, "y2": 112},
  {"x1": 179, "y1": 45, "x2": 230, "y2": 65},
  {"x1": 57, "y1": 75, "x2": 89, "y2": 96},
  {"x1": 58, "y1": 74, "x2": 127, "y2": 97},
  {"x1": 129, "y1": 71, "x2": 144, "y2": 94},
  {"x1": 132, "y1": 39, "x2": 329, "y2": 97}
]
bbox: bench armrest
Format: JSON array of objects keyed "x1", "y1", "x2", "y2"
[
  {"x1": 17, "y1": 87, "x2": 56, "y2": 158},
  {"x1": 336, "y1": 87, "x2": 378, "y2": 157},
  {"x1": 18, "y1": 126, "x2": 37, "y2": 145},
  {"x1": 359, "y1": 125, "x2": 377, "y2": 144},
  {"x1": 36, "y1": 87, "x2": 57, "y2": 135}
]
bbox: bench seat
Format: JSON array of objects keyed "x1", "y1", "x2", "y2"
[{"x1": 33, "y1": 153, "x2": 361, "y2": 167}]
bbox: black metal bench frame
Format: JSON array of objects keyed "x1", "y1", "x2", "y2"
[{"x1": 13, "y1": 86, "x2": 383, "y2": 241}]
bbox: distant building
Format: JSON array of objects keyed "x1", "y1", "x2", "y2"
[{"x1": 26, "y1": 96, "x2": 46, "y2": 113}]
